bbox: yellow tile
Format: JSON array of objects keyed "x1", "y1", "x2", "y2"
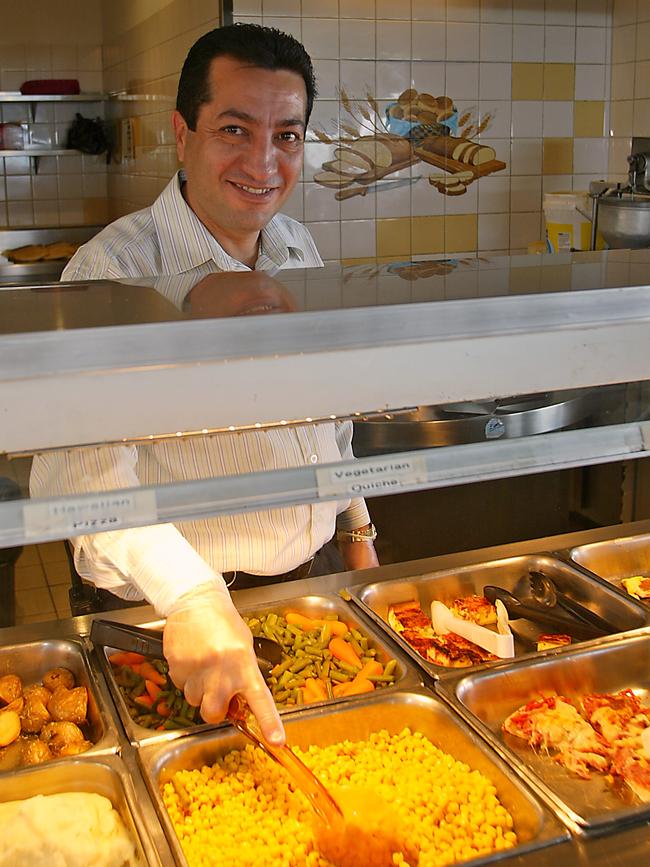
[
  {"x1": 444, "y1": 214, "x2": 478, "y2": 253},
  {"x1": 376, "y1": 218, "x2": 412, "y2": 258},
  {"x1": 411, "y1": 216, "x2": 445, "y2": 255},
  {"x1": 15, "y1": 587, "x2": 55, "y2": 618},
  {"x1": 512, "y1": 63, "x2": 544, "y2": 100},
  {"x1": 540, "y1": 264, "x2": 572, "y2": 292},
  {"x1": 608, "y1": 100, "x2": 633, "y2": 137},
  {"x1": 37, "y1": 541, "x2": 69, "y2": 564},
  {"x1": 376, "y1": 256, "x2": 409, "y2": 264},
  {"x1": 510, "y1": 266, "x2": 542, "y2": 294},
  {"x1": 16, "y1": 544, "x2": 41, "y2": 567},
  {"x1": 543, "y1": 64, "x2": 575, "y2": 100},
  {"x1": 633, "y1": 99, "x2": 650, "y2": 136},
  {"x1": 543, "y1": 138, "x2": 574, "y2": 174},
  {"x1": 574, "y1": 100, "x2": 605, "y2": 137},
  {"x1": 45, "y1": 561, "x2": 72, "y2": 586},
  {"x1": 341, "y1": 257, "x2": 379, "y2": 266},
  {"x1": 14, "y1": 564, "x2": 47, "y2": 590}
]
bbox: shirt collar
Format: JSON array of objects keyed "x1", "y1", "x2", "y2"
[{"x1": 152, "y1": 171, "x2": 306, "y2": 274}]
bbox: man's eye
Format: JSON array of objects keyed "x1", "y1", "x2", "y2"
[
  {"x1": 278, "y1": 131, "x2": 302, "y2": 143},
  {"x1": 221, "y1": 126, "x2": 244, "y2": 135}
]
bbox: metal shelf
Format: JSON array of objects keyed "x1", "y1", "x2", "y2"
[{"x1": 0, "y1": 92, "x2": 108, "y2": 102}]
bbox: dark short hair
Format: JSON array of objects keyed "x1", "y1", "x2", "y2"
[{"x1": 176, "y1": 23, "x2": 317, "y2": 131}]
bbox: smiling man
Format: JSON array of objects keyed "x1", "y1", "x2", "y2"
[{"x1": 32, "y1": 25, "x2": 378, "y2": 748}]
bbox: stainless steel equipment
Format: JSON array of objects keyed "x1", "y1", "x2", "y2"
[
  {"x1": 0, "y1": 225, "x2": 102, "y2": 286},
  {"x1": 347, "y1": 553, "x2": 649, "y2": 680},
  {"x1": 437, "y1": 632, "x2": 650, "y2": 830},
  {"x1": 590, "y1": 151, "x2": 650, "y2": 250},
  {"x1": 136, "y1": 689, "x2": 569, "y2": 867},
  {"x1": 567, "y1": 532, "x2": 650, "y2": 607}
]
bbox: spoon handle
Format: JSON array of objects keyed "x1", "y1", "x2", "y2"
[{"x1": 227, "y1": 696, "x2": 342, "y2": 825}]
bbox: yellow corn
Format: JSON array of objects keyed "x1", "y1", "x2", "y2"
[{"x1": 161, "y1": 728, "x2": 518, "y2": 867}]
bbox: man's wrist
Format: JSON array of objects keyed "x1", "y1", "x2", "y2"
[{"x1": 336, "y1": 523, "x2": 377, "y2": 544}]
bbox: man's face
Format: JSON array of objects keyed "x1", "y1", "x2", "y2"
[{"x1": 173, "y1": 56, "x2": 307, "y2": 239}]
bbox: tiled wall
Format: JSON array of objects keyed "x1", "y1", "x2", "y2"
[
  {"x1": 234, "y1": 0, "x2": 616, "y2": 261},
  {"x1": 609, "y1": 0, "x2": 650, "y2": 180},
  {"x1": 102, "y1": 0, "x2": 220, "y2": 219},
  {"x1": 0, "y1": 1, "x2": 107, "y2": 227}
]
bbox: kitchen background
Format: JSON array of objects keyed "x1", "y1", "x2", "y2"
[{"x1": 0, "y1": 0, "x2": 648, "y2": 263}]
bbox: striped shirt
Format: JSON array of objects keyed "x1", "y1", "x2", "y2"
[{"x1": 30, "y1": 173, "x2": 368, "y2": 614}]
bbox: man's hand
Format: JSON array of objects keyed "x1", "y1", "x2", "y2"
[
  {"x1": 162, "y1": 583, "x2": 285, "y2": 745},
  {"x1": 338, "y1": 524, "x2": 380, "y2": 572}
]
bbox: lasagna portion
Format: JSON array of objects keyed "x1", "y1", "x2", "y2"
[
  {"x1": 621, "y1": 575, "x2": 650, "y2": 600},
  {"x1": 502, "y1": 689, "x2": 650, "y2": 801},
  {"x1": 387, "y1": 598, "x2": 497, "y2": 668}
]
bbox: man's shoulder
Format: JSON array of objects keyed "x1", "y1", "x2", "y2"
[
  {"x1": 269, "y1": 213, "x2": 323, "y2": 267},
  {"x1": 62, "y1": 207, "x2": 159, "y2": 280}
]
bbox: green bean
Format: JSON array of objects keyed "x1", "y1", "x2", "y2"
[
  {"x1": 289, "y1": 657, "x2": 311, "y2": 674},
  {"x1": 173, "y1": 715, "x2": 194, "y2": 726},
  {"x1": 348, "y1": 636, "x2": 364, "y2": 658},
  {"x1": 367, "y1": 674, "x2": 396, "y2": 683},
  {"x1": 278, "y1": 670, "x2": 293, "y2": 689},
  {"x1": 383, "y1": 659, "x2": 397, "y2": 678},
  {"x1": 321, "y1": 660, "x2": 331, "y2": 678},
  {"x1": 359, "y1": 637, "x2": 369, "y2": 651},
  {"x1": 271, "y1": 658, "x2": 292, "y2": 678},
  {"x1": 330, "y1": 670, "x2": 347, "y2": 683},
  {"x1": 163, "y1": 718, "x2": 186, "y2": 730},
  {"x1": 326, "y1": 680, "x2": 334, "y2": 699},
  {"x1": 337, "y1": 660, "x2": 362, "y2": 675},
  {"x1": 247, "y1": 617, "x2": 261, "y2": 631},
  {"x1": 350, "y1": 628, "x2": 364, "y2": 642},
  {"x1": 275, "y1": 689, "x2": 290, "y2": 702},
  {"x1": 295, "y1": 688, "x2": 304, "y2": 706}
]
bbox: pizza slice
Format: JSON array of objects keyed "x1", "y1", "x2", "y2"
[
  {"x1": 503, "y1": 695, "x2": 610, "y2": 778},
  {"x1": 621, "y1": 575, "x2": 650, "y2": 600},
  {"x1": 448, "y1": 594, "x2": 497, "y2": 626},
  {"x1": 610, "y1": 745, "x2": 650, "y2": 802},
  {"x1": 536, "y1": 634, "x2": 572, "y2": 652},
  {"x1": 387, "y1": 600, "x2": 435, "y2": 637},
  {"x1": 581, "y1": 689, "x2": 643, "y2": 748}
]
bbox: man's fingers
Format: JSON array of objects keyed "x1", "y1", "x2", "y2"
[
  {"x1": 244, "y1": 677, "x2": 285, "y2": 746},
  {"x1": 183, "y1": 676, "x2": 204, "y2": 711}
]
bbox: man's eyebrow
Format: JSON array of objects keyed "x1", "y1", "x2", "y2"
[{"x1": 216, "y1": 108, "x2": 305, "y2": 129}]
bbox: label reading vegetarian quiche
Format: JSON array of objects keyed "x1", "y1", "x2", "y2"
[{"x1": 316, "y1": 456, "x2": 428, "y2": 497}]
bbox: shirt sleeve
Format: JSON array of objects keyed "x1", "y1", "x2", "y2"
[{"x1": 332, "y1": 420, "x2": 371, "y2": 531}]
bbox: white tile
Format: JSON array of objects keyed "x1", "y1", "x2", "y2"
[
  {"x1": 301, "y1": 19, "x2": 338, "y2": 59},
  {"x1": 511, "y1": 100, "x2": 543, "y2": 137},
  {"x1": 576, "y1": 0, "x2": 608, "y2": 27},
  {"x1": 513, "y1": 0, "x2": 544, "y2": 24},
  {"x1": 233, "y1": 0, "x2": 262, "y2": 13},
  {"x1": 260, "y1": 0, "x2": 299, "y2": 13},
  {"x1": 341, "y1": 185, "x2": 377, "y2": 219},
  {"x1": 545, "y1": 0, "x2": 577, "y2": 26},
  {"x1": 304, "y1": 181, "x2": 341, "y2": 222},
  {"x1": 307, "y1": 100, "x2": 340, "y2": 139},
  {"x1": 444, "y1": 62, "x2": 479, "y2": 98},
  {"x1": 479, "y1": 23, "x2": 513, "y2": 61},
  {"x1": 6, "y1": 175, "x2": 31, "y2": 200},
  {"x1": 341, "y1": 219, "x2": 377, "y2": 258},
  {"x1": 510, "y1": 211, "x2": 542, "y2": 249},
  {"x1": 574, "y1": 63, "x2": 607, "y2": 99},
  {"x1": 477, "y1": 174, "x2": 511, "y2": 212},
  {"x1": 307, "y1": 220, "x2": 341, "y2": 260},
  {"x1": 376, "y1": 179, "x2": 412, "y2": 217},
  {"x1": 480, "y1": 0, "x2": 513, "y2": 23},
  {"x1": 447, "y1": 22, "x2": 480, "y2": 60},
  {"x1": 303, "y1": 141, "x2": 335, "y2": 177},
  {"x1": 612, "y1": 23, "x2": 636, "y2": 65},
  {"x1": 610, "y1": 62, "x2": 635, "y2": 101},
  {"x1": 412, "y1": 21, "x2": 446, "y2": 60},
  {"x1": 411, "y1": 176, "x2": 446, "y2": 215},
  {"x1": 411, "y1": 61, "x2": 446, "y2": 95},
  {"x1": 339, "y1": 19, "x2": 375, "y2": 60},
  {"x1": 376, "y1": 0, "x2": 410, "y2": 18},
  {"x1": 447, "y1": 0, "x2": 480, "y2": 22},
  {"x1": 613, "y1": 0, "x2": 638, "y2": 27},
  {"x1": 339, "y1": 0, "x2": 375, "y2": 18},
  {"x1": 82, "y1": 174, "x2": 107, "y2": 197},
  {"x1": 262, "y1": 17, "x2": 301, "y2": 39},
  {"x1": 545, "y1": 26, "x2": 576, "y2": 62},
  {"x1": 339, "y1": 60, "x2": 376, "y2": 99},
  {"x1": 571, "y1": 260, "x2": 605, "y2": 289},
  {"x1": 444, "y1": 179, "x2": 478, "y2": 213},
  {"x1": 312, "y1": 59, "x2": 339, "y2": 100},
  {"x1": 32, "y1": 174, "x2": 58, "y2": 199},
  {"x1": 575, "y1": 26, "x2": 608, "y2": 63},
  {"x1": 376, "y1": 61, "x2": 411, "y2": 100},
  {"x1": 7, "y1": 201, "x2": 34, "y2": 226},
  {"x1": 573, "y1": 137, "x2": 609, "y2": 174},
  {"x1": 377, "y1": 20, "x2": 411, "y2": 60},
  {"x1": 302, "y1": 0, "x2": 338, "y2": 16},
  {"x1": 510, "y1": 174, "x2": 542, "y2": 212},
  {"x1": 412, "y1": 0, "x2": 446, "y2": 20},
  {"x1": 513, "y1": 24, "x2": 544, "y2": 61},
  {"x1": 543, "y1": 101, "x2": 574, "y2": 137},
  {"x1": 478, "y1": 212, "x2": 510, "y2": 249},
  {"x1": 542, "y1": 174, "x2": 573, "y2": 193},
  {"x1": 478, "y1": 62, "x2": 511, "y2": 99},
  {"x1": 510, "y1": 138, "x2": 542, "y2": 174},
  {"x1": 478, "y1": 100, "x2": 511, "y2": 138}
]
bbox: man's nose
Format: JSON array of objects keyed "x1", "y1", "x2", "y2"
[{"x1": 241, "y1": 135, "x2": 278, "y2": 180}]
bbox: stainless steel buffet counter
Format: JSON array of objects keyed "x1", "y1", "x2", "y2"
[{"x1": 2, "y1": 519, "x2": 650, "y2": 866}]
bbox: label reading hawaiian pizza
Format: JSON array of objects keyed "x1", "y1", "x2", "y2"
[{"x1": 23, "y1": 490, "x2": 158, "y2": 538}]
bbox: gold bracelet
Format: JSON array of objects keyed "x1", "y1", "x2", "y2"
[{"x1": 336, "y1": 523, "x2": 377, "y2": 543}]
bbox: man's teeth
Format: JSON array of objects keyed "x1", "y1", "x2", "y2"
[{"x1": 236, "y1": 184, "x2": 272, "y2": 195}]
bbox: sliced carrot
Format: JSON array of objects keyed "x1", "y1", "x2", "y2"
[
  {"x1": 134, "y1": 693, "x2": 154, "y2": 708},
  {"x1": 156, "y1": 700, "x2": 172, "y2": 718},
  {"x1": 325, "y1": 620, "x2": 349, "y2": 636},
  {"x1": 145, "y1": 680, "x2": 162, "y2": 701},
  {"x1": 303, "y1": 678, "x2": 326, "y2": 703},
  {"x1": 344, "y1": 678, "x2": 375, "y2": 696},
  {"x1": 356, "y1": 660, "x2": 383, "y2": 680},
  {"x1": 329, "y1": 636, "x2": 362, "y2": 669},
  {"x1": 332, "y1": 681, "x2": 352, "y2": 698},
  {"x1": 139, "y1": 661, "x2": 166, "y2": 686},
  {"x1": 286, "y1": 611, "x2": 318, "y2": 631},
  {"x1": 109, "y1": 651, "x2": 146, "y2": 667}
]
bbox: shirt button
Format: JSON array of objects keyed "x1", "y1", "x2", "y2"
[{"x1": 310, "y1": 454, "x2": 318, "y2": 464}]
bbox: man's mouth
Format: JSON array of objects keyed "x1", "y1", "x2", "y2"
[{"x1": 230, "y1": 182, "x2": 276, "y2": 196}]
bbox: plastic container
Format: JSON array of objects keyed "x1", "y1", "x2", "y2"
[{"x1": 543, "y1": 191, "x2": 593, "y2": 252}]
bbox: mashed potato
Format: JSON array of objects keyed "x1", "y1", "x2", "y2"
[{"x1": 0, "y1": 791, "x2": 139, "y2": 867}]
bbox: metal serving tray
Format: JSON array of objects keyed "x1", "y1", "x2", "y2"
[
  {"x1": 0, "y1": 638, "x2": 120, "y2": 769},
  {"x1": 347, "y1": 553, "x2": 649, "y2": 681},
  {"x1": 137, "y1": 688, "x2": 568, "y2": 867},
  {"x1": 436, "y1": 632, "x2": 650, "y2": 831},
  {"x1": 567, "y1": 533, "x2": 650, "y2": 607},
  {"x1": 0, "y1": 754, "x2": 164, "y2": 866},
  {"x1": 96, "y1": 594, "x2": 421, "y2": 747}
]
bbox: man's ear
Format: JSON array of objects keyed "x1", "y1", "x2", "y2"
[{"x1": 172, "y1": 110, "x2": 189, "y2": 162}]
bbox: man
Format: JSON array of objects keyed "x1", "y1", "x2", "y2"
[{"x1": 30, "y1": 25, "x2": 378, "y2": 746}]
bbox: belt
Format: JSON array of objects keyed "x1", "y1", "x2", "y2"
[{"x1": 224, "y1": 557, "x2": 315, "y2": 590}]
